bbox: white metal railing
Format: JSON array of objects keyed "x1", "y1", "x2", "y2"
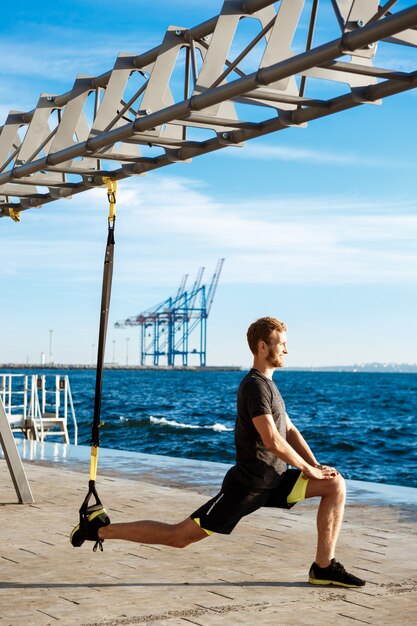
[
  {"x1": 0, "y1": 373, "x2": 77, "y2": 444},
  {"x1": 0, "y1": 374, "x2": 29, "y2": 428}
]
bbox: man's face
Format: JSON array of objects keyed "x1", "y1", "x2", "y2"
[{"x1": 266, "y1": 330, "x2": 288, "y2": 368}]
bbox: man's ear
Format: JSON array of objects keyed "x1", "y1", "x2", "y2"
[{"x1": 258, "y1": 340, "x2": 266, "y2": 354}]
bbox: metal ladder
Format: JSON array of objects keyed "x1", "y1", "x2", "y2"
[
  {"x1": 0, "y1": 374, "x2": 30, "y2": 433},
  {"x1": 0, "y1": 373, "x2": 78, "y2": 444}
]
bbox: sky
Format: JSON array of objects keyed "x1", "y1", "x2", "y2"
[{"x1": 0, "y1": 0, "x2": 417, "y2": 368}]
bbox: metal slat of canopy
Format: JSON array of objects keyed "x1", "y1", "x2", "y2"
[{"x1": 0, "y1": 0, "x2": 416, "y2": 217}]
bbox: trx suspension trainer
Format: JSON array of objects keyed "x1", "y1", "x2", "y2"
[{"x1": 77, "y1": 178, "x2": 117, "y2": 552}]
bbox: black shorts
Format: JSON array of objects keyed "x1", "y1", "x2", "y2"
[{"x1": 190, "y1": 468, "x2": 308, "y2": 535}]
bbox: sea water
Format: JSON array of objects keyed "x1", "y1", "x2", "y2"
[{"x1": 20, "y1": 368, "x2": 416, "y2": 489}]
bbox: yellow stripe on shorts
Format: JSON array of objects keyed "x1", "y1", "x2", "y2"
[
  {"x1": 287, "y1": 473, "x2": 309, "y2": 504},
  {"x1": 193, "y1": 517, "x2": 214, "y2": 535}
]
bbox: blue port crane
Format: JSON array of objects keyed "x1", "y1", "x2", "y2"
[{"x1": 115, "y1": 259, "x2": 224, "y2": 366}]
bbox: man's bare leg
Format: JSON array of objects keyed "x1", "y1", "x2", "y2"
[
  {"x1": 99, "y1": 516, "x2": 208, "y2": 548},
  {"x1": 305, "y1": 473, "x2": 346, "y2": 567}
]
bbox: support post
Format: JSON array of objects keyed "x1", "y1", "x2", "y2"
[{"x1": 0, "y1": 397, "x2": 35, "y2": 504}]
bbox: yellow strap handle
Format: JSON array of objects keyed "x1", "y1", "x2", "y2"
[
  {"x1": 102, "y1": 177, "x2": 117, "y2": 222},
  {"x1": 90, "y1": 445, "x2": 99, "y2": 482},
  {"x1": 9, "y1": 208, "x2": 21, "y2": 222}
]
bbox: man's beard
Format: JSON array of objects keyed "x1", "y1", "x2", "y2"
[{"x1": 267, "y1": 348, "x2": 284, "y2": 368}]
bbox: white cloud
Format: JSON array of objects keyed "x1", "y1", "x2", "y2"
[
  {"x1": 0, "y1": 35, "x2": 155, "y2": 84},
  {"x1": 222, "y1": 142, "x2": 402, "y2": 168},
  {"x1": 2, "y1": 174, "x2": 417, "y2": 289}
]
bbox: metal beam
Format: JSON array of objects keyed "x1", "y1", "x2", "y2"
[
  {"x1": 0, "y1": 398, "x2": 35, "y2": 504},
  {"x1": 0, "y1": 1, "x2": 416, "y2": 215}
]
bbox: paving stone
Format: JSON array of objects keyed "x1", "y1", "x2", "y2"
[{"x1": 0, "y1": 460, "x2": 416, "y2": 626}]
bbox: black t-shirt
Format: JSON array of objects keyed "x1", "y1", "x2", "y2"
[{"x1": 233, "y1": 368, "x2": 287, "y2": 489}]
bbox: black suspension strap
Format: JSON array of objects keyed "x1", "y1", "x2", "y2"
[{"x1": 79, "y1": 177, "x2": 117, "y2": 552}]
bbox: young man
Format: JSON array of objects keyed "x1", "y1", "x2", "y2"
[{"x1": 71, "y1": 316, "x2": 365, "y2": 588}]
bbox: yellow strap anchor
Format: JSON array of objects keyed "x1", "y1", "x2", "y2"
[
  {"x1": 9, "y1": 208, "x2": 21, "y2": 222},
  {"x1": 102, "y1": 177, "x2": 117, "y2": 223}
]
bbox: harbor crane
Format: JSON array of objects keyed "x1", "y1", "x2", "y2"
[{"x1": 115, "y1": 259, "x2": 224, "y2": 366}]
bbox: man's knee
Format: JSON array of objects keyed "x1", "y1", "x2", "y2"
[
  {"x1": 170, "y1": 529, "x2": 193, "y2": 548},
  {"x1": 305, "y1": 471, "x2": 346, "y2": 500},
  {"x1": 170, "y1": 519, "x2": 208, "y2": 548},
  {"x1": 329, "y1": 472, "x2": 346, "y2": 498}
]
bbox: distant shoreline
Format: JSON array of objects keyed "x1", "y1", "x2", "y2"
[
  {"x1": 0, "y1": 363, "x2": 243, "y2": 372},
  {"x1": 1, "y1": 363, "x2": 417, "y2": 373}
]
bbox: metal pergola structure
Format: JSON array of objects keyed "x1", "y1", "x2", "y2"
[
  {"x1": 0, "y1": 0, "x2": 416, "y2": 219},
  {"x1": 115, "y1": 259, "x2": 224, "y2": 366}
]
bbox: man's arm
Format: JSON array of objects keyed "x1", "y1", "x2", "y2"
[
  {"x1": 252, "y1": 414, "x2": 336, "y2": 480},
  {"x1": 285, "y1": 413, "x2": 318, "y2": 467}
]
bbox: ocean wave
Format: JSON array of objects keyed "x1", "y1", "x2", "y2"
[
  {"x1": 149, "y1": 416, "x2": 233, "y2": 432},
  {"x1": 53, "y1": 369, "x2": 417, "y2": 487}
]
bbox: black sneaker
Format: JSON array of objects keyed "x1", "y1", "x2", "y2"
[
  {"x1": 308, "y1": 559, "x2": 366, "y2": 588},
  {"x1": 70, "y1": 504, "x2": 110, "y2": 551}
]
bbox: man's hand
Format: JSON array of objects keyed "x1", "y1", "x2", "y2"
[
  {"x1": 315, "y1": 463, "x2": 339, "y2": 473},
  {"x1": 302, "y1": 464, "x2": 338, "y2": 480}
]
